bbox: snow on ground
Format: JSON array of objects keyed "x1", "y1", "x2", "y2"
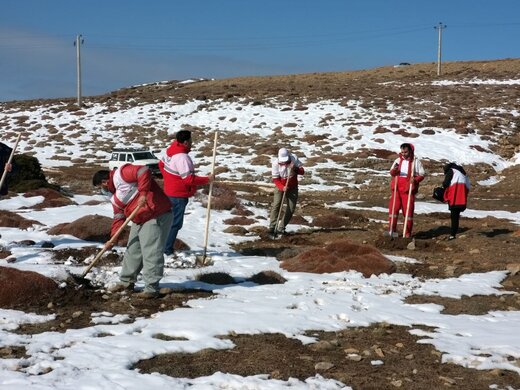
[
  {"x1": 432, "y1": 78, "x2": 520, "y2": 86},
  {"x1": 0, "y1": 90, "x2": 515, "y2": 179},
  {"x1": 330, "y1": 200, "x2": 520, "y2": 226}
]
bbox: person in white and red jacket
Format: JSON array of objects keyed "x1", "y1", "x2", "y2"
[
  {"x1": 388, "y1": 143, "x2": 425, "y2": 237},
  {"x1": 159, "y1": 130, "x2": 213, "y2": 256},
  {"x1": 442, "y1": 162, "x2": 471, "y2": 240},
  {"x1": 92, "y1": 165, "x2": 172, "y2": 298},
  {"x1": 268, "y1": 147, "x2": 304, "y2": 235}
]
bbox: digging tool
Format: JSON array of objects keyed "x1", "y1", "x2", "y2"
[
  {"x1": 386, "y1": 164, "x2": 399, "y2": 239},
  {"x1": 402, "y1": 157, "x2": 416, "y2": 238},
  {"x1": 271, "y1": 163, "x2": 294, "y2": 239},
  {"x1": 196, "y1": 131, "x2": 218, "y2": 267},
  {"x1": 80, "y1": 204, "x2": 142, "y2": 278},
  {"x1": 0, "y1": 133, "x2": 22, "y2": 192}
]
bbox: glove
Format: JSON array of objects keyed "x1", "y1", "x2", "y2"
[{"x1": 390, "y1": 164, "x2": 399, "y2": 176}]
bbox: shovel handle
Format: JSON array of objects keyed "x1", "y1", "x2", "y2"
[
  {"x1": 273, "y1": 163, "x2": 294, "y2": 236},
  {"x1": 403, "y1": 157, "x2": 416, "y2": 238},
  {"x1": 81, "y1": 204, "x2": 142, "y2": 277},
  {"x1": 0, "y1": 133, "x2": 22, "y2": 191},
  {"x1": 389, "y1": 172, "x2": 399, "y2": 236},
  {"x1": 201, "y1": 131, "x2": 218, "y2": 265}
]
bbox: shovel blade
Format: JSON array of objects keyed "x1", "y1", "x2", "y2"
[{"x1": 195, "y1": 255, "x2": 213, "y2": 267}]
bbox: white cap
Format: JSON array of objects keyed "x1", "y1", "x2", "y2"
[{"x1": 278, "y1": 148, "x2": 289, "y2": 163}]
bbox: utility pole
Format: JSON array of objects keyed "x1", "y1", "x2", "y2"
[
  {"x1": 74, "y1": 34, "x2": 84, "y2": 106},
  {"x1": 434, "y1": 23, "x2": 447, "y2": 76}
]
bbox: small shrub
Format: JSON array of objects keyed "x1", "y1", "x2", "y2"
[
  {"x1": 196, "y1": 272, "x2": 236, "y2": 285},
  {"x1": 247, "y1": 270, "x2": 287, "y2": 285},
  {"x1": 7, "y1": 154, "x2": 58, "y2": 193}
]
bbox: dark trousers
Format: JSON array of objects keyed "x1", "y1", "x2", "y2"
[
  {"x1": 164, "y1": 196, "x2": 189, "y2": 255},
  {"x1": 450, "y1": 209, "x2": 461, "y2": 237}
]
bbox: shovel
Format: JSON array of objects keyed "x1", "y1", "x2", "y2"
[
  {"x1": 272, "y1": 180, "x2": 289, "y2": 239},
  {"x1": 79, "y1": 204, "x2": 141, "y2": 279},
  {"x1": 196, "y1": 131, "x2": 218, "y2": 267},
  {"x1": 0, "y1": 133, "x2": 22, "y2": 192},
  {"x1": 271, "y1": 163, "x2": 294, "y2": 239},
  {"x1": 385, "y1": 169, "x2": 399, "y2": 239},
  {"x1": 403, "y1": 157, "x2": 416, "y2": 238}
]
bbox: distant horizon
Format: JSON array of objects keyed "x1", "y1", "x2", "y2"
[
  {"x1": 1, "y1": 0, "x2": 519, "y2": 102},
  {"x1": 1, "y1": 56, "x2": 518, "y2": 104}
]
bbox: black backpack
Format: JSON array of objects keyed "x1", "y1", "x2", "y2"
[{"x1": 432, "y1": 187, "x2": 445, "y2": 202}]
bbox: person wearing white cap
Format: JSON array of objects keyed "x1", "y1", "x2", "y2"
[{"x1": 268, "y1": 147, "x2": 304, "y2": 236}]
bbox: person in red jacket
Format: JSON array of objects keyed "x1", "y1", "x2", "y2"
[
  {"x1": 159, "y1": 130, "x2": 213, "y2": 257},
  {"x1": 442, "y1": 162, "x2": 471, "y2": 240},
  {"x1": 268, "y1": 147, "x2": 304, "y2": 236},
  {"x1": 92, "y1": 165, "x2": 172, "y2": 298},
  {"x1": 388, "y1": 143, "x2": 425, "y2": 238}
]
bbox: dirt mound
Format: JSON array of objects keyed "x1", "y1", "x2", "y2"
[
  {"x1": 312, "y1": 214, "x2": 350, "y2": 228},
  {"x1": 374, "y1": 235, "x2": 445, "y2": 252},
  {"x1": 281, "y1": 239, "x2": 395, "y2": 277},
  {"x1": 0, "y1": 210, "x2": 40, "y2": 229},
  {"x1": 0, "y1": 267, "x2": 59, "y2": 307},
  {"x1": 312, "y1": 210, "x2": 368, "y2": 229},
  {"x1": 48, "y1": 215, "x2": 129, "y2": 246},
  {"x1": 51, "y1": 247, "x2": 122, "y2": 267},
  {"x1": 223, "y1": 216, "x2": 256, "y2": 225},
  {"x1": 223, "y1": 225, "x2": 249, "y2": 235},
  {"x1": 23, "y1": 188, "x2": 76, "y2": 209}
]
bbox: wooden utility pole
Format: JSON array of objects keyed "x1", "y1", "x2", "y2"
[
  {"x1": 434, "y1": 23, "x2": 447, "y2": 76},
  {"x1": 74, "y1": 34, "x2": 84, "y2": 106}
]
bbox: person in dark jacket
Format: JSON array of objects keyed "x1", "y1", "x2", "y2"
[
  {"x1": 0, "y1": 142, "x2": 14, "y2": 197},
  {"x1": 442, "y1": 162, "x2": 471, "y2": 240}
]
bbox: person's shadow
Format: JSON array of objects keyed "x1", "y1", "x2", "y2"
[
  {"x1": 480, "y1": 228, "x2": 513, "y2": 238},
  {"x1": 414, "y1": 226, "x2": 469, "y2": 239}
]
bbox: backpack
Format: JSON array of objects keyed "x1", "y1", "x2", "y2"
[{"x1": 432, "y1": 187, "x2": 445, "y2": 203}]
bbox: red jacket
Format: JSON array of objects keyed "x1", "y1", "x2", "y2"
[
  {"x1": 442, "y1": 164, "x2": 470, "y2": 210},
  {"x1": 272, "y1": 153, "x2": 304, "y2": 191},
  {"x1": 390, "y1": 144, "x2": 425, "y2": 194},
  {"x1": 107, "y1": 164, "x2": 171, "y2": 237},
  {"x1": 159, "y1": 141, "x2": 209, "y2": 197}
]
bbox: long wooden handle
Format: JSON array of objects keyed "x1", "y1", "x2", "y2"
[
  {"x1": 273, "y1": 163, "x2": 294, "y2": 235},
  {"x1": 201, "y1": 131, "x2": 218, "y2": 262},
  {"x1": 81, "y1": 205, "x2": 142, "y2": 277},
  {"x1": 389, "y1": 169, "x2": 399, "y2": 235},
  {"x1": 403, "y1": 157, "x2": 416, "y2": 238},
  {"x1": 0, "y1": 133, "x2": 22, "y2": 191}
]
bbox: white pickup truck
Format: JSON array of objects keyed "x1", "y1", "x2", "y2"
[{"x1": 108, "y1": 148, "x2": 161, "y2": 177}]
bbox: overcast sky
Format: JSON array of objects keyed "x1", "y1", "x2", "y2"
[{"x1": 1, "y1": 0, "x2": 519, "y2": 102}]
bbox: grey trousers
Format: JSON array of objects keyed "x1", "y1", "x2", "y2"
[
  {"x1": 120, "y1": 211, "x2": 173, "y2": 293},
  {"x1": 269, "y1": 187, "x2": 298, "y2": 230}
]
